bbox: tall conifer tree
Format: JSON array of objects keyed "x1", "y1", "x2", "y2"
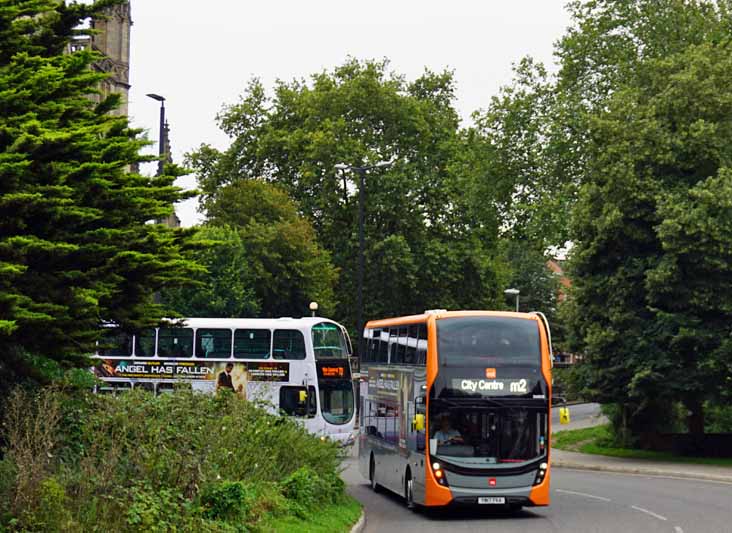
[{"x1": 0, "y1": 0, "x2": 200, "y2": 385}]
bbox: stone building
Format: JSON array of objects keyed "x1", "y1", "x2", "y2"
[
  {"x1": 66, "y1": 2, "x2": 181, "y2": 228},
  {"x1": 67, "y1": 2, "x2": 132, "y2": 117}
]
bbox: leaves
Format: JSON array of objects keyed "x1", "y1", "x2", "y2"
[
  {"x1": 0, "y1": 1, "x2": 200, "y2": 388},
  {"x1": 188, "y1": 59, "x2": 504, "y2": 331},
  {"x1": 565, "y1": 4, "x2": 732, "y2": 434}
]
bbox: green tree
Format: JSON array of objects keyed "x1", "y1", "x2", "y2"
[
  {"x1": 206, "y1": 180, "x2": 338, "y2": 318},
  {"x1": 501, "y1": 241, "x2": 558, "y2": 317},
  {"x1": 472, "y1": 58, "x2": 578, "y2": 249},
  {"x1": 188, "y1": 59, "x2": 504, "y2": 332},
  {"x1": 567, "y1": 39, "x2": 732, "y2": 438},
  {"x1": 0, "y1": 0, "x2": 200, "y2": 389},
  {"x1": 161, "y1": 225, "x2": 259, "y2": 318}
]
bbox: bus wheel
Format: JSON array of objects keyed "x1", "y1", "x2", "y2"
[
  {"x1": 405, "y1": 469, "x2": 416, "y2": 510},
  {"x1": 369, "y1": 455, "x2": 380, "y2": 493}
]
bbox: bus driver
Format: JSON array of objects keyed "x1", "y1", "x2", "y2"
[{"x1": 433, "y1": 414, "x2": 463, "y2": 445}]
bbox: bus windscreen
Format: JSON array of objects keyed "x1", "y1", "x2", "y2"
[{"x1": 437, "y1": 317, "x2": 540, "y2": 367}]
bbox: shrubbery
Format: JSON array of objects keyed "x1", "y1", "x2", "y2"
[{"x1": 0, "y1": 387, "x2": 351, "y2": 531}]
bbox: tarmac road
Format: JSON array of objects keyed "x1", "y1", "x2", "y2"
[{"x1": 552, "y1": 402, "x2": 605, "y2": 431}]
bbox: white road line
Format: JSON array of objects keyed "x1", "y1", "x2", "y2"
[
  {"x1": 674, "y1": 527, "x2": 684, "y2": 533},
  {"x1": 555, "y1": 488, "x2": 611, "y2": 502},
  {"x1": 631, "y1": 505, "x2": 667, "y2": 521}
]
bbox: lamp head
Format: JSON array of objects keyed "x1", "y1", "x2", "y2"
[
  {"x1": 334, "y1": 163, "x2": 349, "y2": 171},
  {"x1": 504, "y1": 288, "x2": 520, "y2": 296},
  {"x1": 146, "y1": 93, "x2": 165, "y2": 102}
]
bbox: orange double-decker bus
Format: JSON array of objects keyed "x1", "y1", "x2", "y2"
[{"x1": 358, "y1": 310, "x2": 553, "y2": 510}]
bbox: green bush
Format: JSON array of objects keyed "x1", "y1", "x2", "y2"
[
  {"x1": 705, "y1": 402, "x2": 732, "y2": 433},
  {"x1": 0, "y1": 387, "x2": 349, "y2": 532},
  {"x1": 552, "y1": 365, "x2": 587, "y2": 401},
  {"x1": 200, "y1": 481, "x2": 254, "y2": 522},
  {"x1": 125, "y1": 482, "x2": 185, "y2": 532}
]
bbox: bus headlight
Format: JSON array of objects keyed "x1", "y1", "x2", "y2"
[
  {"x1": 431, "y1": 461, "x2": 448, "y2": 486},
  {"x1": 534, "y1": 463, "x2": 548, "y2": 485}
]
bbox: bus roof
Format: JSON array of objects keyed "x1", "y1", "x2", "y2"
[
  {"x1": 365, "y1": 310, "x2": 539, "y2": 329},
  {"x1": 157, "y1": 317, "x2": 341, "y2": 330}
]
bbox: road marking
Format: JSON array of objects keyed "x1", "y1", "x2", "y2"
[
  {"x1": 631, "y1": 505, "x2": 667, "y2": 521},
  {"x1": 555, "y1": 488, "x2": 611, "y2": 502},
  {"x1": 674, "y1": 527, "x2": 684, "y2": 533}
]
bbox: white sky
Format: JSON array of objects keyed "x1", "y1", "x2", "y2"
[{"x1": 124, "y1": 1, "x2": 573, "y2": 226}]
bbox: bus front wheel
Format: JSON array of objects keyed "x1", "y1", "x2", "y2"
[{"x1": 369, "y1": 455, "x2": 380, "y2": 493}]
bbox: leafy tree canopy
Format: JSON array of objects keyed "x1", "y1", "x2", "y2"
[
  {"x1": 188, "y1": 59, "x2": 506, "y2": 332},
  {"x1": 204, "y1": 180, "x2": 339, "y2": 318},
  {"x1": 567, "y1": 30, "x2": 732, "y2": 436},
  {"x1": 160, "y1": 225, "x2": 259, "y2": 318}
]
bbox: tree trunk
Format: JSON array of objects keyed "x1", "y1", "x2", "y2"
[{"x1": 685, "y1": 397, "x2": 705, "y2": 435}]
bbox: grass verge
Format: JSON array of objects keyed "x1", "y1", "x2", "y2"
[
  {"x1": 553, "y1": 424, "x2": 732, "y2": 467},
  {"x1": 258, "y1": 494, "x2": 362, "y2": 533}
]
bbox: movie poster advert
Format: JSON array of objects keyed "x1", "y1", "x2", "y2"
[
  {"x1": 95, "y1": 360, "x2": 290, "y2": 399},
  {"x1": 367, "y1": 368, "x2": 400, "y2": 400},
  {"x1": 367, "y1": 368, "x2": 413, "y2": 451}
]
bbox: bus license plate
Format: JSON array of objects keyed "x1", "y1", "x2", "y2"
[{"x1": 478, "y1": 497, "x2": 505, "y2": 505}]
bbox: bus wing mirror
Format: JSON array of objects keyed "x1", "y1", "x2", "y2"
[{"x1": 412, "y1": 413, "x2": 425, "y2": 432}]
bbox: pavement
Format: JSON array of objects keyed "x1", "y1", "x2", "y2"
[{"x1": 551, "y1": 447, "x2": 732, "y2": 483}]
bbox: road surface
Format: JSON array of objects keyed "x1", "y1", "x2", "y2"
[{"x1": 552, "y1": 402, "x2": 606, "y2": 432}]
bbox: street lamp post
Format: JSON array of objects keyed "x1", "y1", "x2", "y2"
[
  {"x1": 334, "y1": 160, "x2": 392, "y2": 358},
  {"x1": 146, "y1": 93, "x2": 166, "y2": 176},
  {"x1": 504, "y1": 288, "x2": 520, "y2": 312}
]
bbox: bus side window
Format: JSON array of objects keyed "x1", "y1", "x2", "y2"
[
  {"x1": 370, "y1": 329, "x2": 383, "y2": 363},
  {"x1": 234, "y1": 329, "x2": 271, "y2": 359},
  {"x1": 416, "y1": 324, "x2": 428, "y2": 365},
  {"x1": 273, "y1": 330, "x2": 306, "y2": 360},
  {"x1": 98, "y1": 329, "x2": 133, "y2": 357},
  {"x1": 397, "y1": 327, "x2": 408, "y2": 364},
  {"x1": 279, "y1": 385, "x2": 316, "y2": 417},
  {"x1": 404, "y1": 325, "x2": 417, "y2": 365},
  {"x1": 378, "y1": 331, "x2": 388, "y2": 363},
  {"x1": 136, "y1": 329, "x2": 156, "y2": 357},
  {"x1": 158, "y1": 328, "x2": 193, "y2": 358},
  {"x1": 363, "y1": 398, "x2": 375, "y2": 436},
  {"x1": 365, "y1": 329, "x2": 377, "y2": 363},
  {"x1": 196, "y1": 329, "x2": 233, "y2": 359},
  {"x1": 388, "y1": 328, "x2": 400, "y2": 364}
]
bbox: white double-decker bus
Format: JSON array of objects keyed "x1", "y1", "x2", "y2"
[{"x1": 92, "y1": 317, "x2": 356, "y2": 445}]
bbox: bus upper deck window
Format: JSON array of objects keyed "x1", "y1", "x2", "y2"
[
  {"x1": 233, "y1": 329, "x2": 271, "y2": 359},
  {"x1": 196, "y1": 329, "x2": 232, "y2": 358},
  {"x1": 136, "y1": 329, "x2": 156, "y2": 357},
  {"x1": 273, "y1": 330, "x2": 306, "y2": 360},
  {"x1": 311, "y1": 322, "x2": 348, "y2": 359},
  {"x1": 98, "y1": 330, "x2": 133, "y2": 357},
  {"x1": 157, "y1": 328, "x2": 194, "y2": 358}
]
